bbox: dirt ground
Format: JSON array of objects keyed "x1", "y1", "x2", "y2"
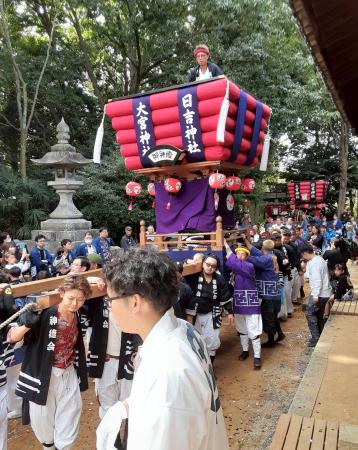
[{"x1": 8, "y1": 295, "x2": 315, "y2": 450}]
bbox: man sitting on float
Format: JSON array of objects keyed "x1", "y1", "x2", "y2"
[{"x1": 186, "y1": 44, "x2": 224, "y2": 82}]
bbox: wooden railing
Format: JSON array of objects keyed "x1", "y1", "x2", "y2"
[{"x1": 139, "y1": 216, "x2": 248, "y2": 252}]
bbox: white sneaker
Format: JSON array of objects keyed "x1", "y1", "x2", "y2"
[{"x1": 7, "y1": 410, "x2": 21, "y2": 419}]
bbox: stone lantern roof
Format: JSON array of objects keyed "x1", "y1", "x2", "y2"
[{"x1": 31, "y1": 117, "x2": 92, "y2": 168}]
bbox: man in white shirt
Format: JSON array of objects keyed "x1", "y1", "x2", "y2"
[
  {"x1": 97, "y1": 247, "x2": 229, "y2": 450},
  {"x1": 301, "y1": 244, "x2": 331, "y2": 347}
]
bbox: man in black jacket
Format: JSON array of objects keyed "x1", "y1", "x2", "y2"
[
  {"x1": 283, "y1": 230, "x2": 303, "y2": 305},
  {"x1": 8, "y1": 275, "x2": 90, "y2": 450},
  {"x1": 186, "y1": 44, "x2": 224, "y2": 82},
  {"x1": 173, "y1": 262, "x2": 196, "y2": 322},
  {"x1": 86, "y1": 298, "x2": 140, "y2": 420},
  {"x1": 272, "y1": 232, "x2": 294, "y2": 320}
]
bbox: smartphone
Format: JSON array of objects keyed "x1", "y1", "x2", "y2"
[{"x1": 18, "y1": 242, "x2": 26, "y2": 249}]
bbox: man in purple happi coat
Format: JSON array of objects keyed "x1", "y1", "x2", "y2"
[{"x1": 224, "y1": 240, "x2": 262, "y2": 369}]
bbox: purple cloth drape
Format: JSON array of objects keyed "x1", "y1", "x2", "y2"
[{"x1": 155, "y1": 178, "x2": 235, "y2": 233}]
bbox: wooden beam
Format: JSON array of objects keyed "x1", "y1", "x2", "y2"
[
  {"x1": 132, "y1": 161, "x2": 247, "y2": 179},
  {"x1": 9, "y1": 263, "x2": 202, "y2": 310},
  {"x1": 10, "y1": 269, "x2": 103, "y2": 298}
]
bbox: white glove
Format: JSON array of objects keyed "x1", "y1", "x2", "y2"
[{"x1": 96, "y1": 401, "x2": 128, "y2": 450}]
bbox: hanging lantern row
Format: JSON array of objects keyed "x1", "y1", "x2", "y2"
[
  {"x1": 125, "y1": 178, "x2": 182, "y2": 211},
  {"x1": 291, "y1": 203, "x2": 327, "y2": 211},
  {"x1": 125, "y1": 175, "x2": 255, "y2": 211},
  {"x1": 208, "y1": 173, "x2": 256, "y2": 210}
]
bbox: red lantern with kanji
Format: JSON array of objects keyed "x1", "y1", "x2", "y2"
[
  {"x1": 209, "y1": 172, "x2": 227, "y2": 210},
  {"x1": 241, "y1": 178, "x2": 256, "y2": 193},
  {"x1": 125, "y1": 181, "x2": 142, "y2": 211},
  {"x1": 164, "y1": 178, "x2": 182, "y2": 209},
  {"x1": 209, "y1": 173, "x2": 227, "y2": 189},
  {"x1": 147, "y1": 182, "x2": 156, "y2": 208},
  {"x1": 225, "y1": 176, "x2": 241, "y2": 191}
]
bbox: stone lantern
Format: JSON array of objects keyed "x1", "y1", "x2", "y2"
[{"x1": 30, "y1": 118, "x2": 97, "y2": 251}]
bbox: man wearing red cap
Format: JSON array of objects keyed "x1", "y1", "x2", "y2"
[{"x1": 186, "y1": 44, "x2": 224, "y2": 82}]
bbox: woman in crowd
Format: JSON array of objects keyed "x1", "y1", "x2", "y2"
[{"x1": 309, "y1": 225, "x2": 324, "y2": 252}]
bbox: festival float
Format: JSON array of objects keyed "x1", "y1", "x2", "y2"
[
  {"x1": 287, "y1": 180, "x2": 330, "y2": 218},
  {"x1": 102, "y1": 77, "x2": 272, "y2": 265}
]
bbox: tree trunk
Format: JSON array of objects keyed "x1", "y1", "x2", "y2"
[
  {"x1": 337, "y1": 120, "x2": 349, "y2": 216},
  {"x1": 69, "y1": 8, "x2": 104, "y2": 107},
  {"x1": 19, "y1": 128, "x2": 27, "y2": 180},
  {"x1": 348, "y1": 190, "x2": 354, "y2": 214}
]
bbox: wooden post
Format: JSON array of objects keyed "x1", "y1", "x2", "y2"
[
  {"x1": 338, "y1": 120, "x2": 349, "y2": 216},
  {"x1": 215, "y1": 216, "x2": 224, "y2": 249},
  {"x1": 243, "y1": 214, "x2": 250, "y2": 238},
  {"x1": 154, "y1": 234, "x2": 164, "y2": 251},
  {"x1": 139, "y1": 220, "x2": 146, "y2": 247}
]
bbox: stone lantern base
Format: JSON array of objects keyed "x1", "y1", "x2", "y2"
[{"x1": 29, "y1": 221, "x2": 98, "y2": 253}]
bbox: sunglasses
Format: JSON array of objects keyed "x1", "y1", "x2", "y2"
[{"x1": 204, "y1": 262, "x2": 217, "y2": 270}]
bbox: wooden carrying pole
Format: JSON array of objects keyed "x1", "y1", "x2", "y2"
[{"x1": 7, "y1": 264, "x2": 202, "y2": 310}]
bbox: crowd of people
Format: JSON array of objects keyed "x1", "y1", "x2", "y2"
[{"x1": 0, "y1": 210, "x2": 356, "y2": 449}]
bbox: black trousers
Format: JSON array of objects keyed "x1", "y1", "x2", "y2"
[
  {"x1": 305, "y1": 296, "x2": 329, "y2": 342},
  {"x1": 261, "y1": 298, "x2": 282, "y2": 335}
]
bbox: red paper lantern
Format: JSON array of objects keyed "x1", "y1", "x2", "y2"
[
  {"x1": 209, "y1": 173, "x2": 227, "y2": 190},
  {"x1": 290, "y1": 204, "x2": 296, "y2": 210},
  {"x1": 317, "y1": 203, "x2": 326, "y2": 210},
  {"x1": 225, "y1": 176, "x2": 241, "y2": 191},
  {"x1": 241, "y1": 178, "x2": 256, "y2": 193},
  {"x1": 125, "y1": 181, "x2": 142, "y2": 211},
  {"x1": 164, "y1": 178, "x2": 182, "y2": 193},
  {"x1": 147, "y1": 182, "x2": 155, "y2": 196},
  {"x1": 164, "y1": 178, "x2": 181, "y2": 209}
]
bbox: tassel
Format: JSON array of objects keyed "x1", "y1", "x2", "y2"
[
  {"x1": 152, "y1": 200, "x2": 155, "y2": 208},
  {"x1": 216, "y1": 79, "x2": 230, "y2": 143},
  {"x1": 166, "y1": 201, "x2": 171, "y2": 210},
  {"x1": 128, "y1": 201, "x2": 133, "y2": 211},
  {"x1": 93, "y1": 107, "x2": 106, "y2": 164},
  {"x1": 214, "y1": 192, "x2": 219, "y2": 211},
  {"x1": 260, "y1": 115, "x2": 271, "y2": 172}
]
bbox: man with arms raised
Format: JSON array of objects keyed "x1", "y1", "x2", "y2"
[{"x1": 97, "y1": 247, "x2": 229, "y2": 450}]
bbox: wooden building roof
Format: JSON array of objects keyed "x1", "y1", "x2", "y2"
[{"x1": 290, "y1": 0, "x2": 358, "y2": 132}]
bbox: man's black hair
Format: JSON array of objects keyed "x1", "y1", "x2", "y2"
[
  {"x1": 0, "y1": 272, "x2": 9, "y2": 283},
  {"x1": 99, "y1": 227, "x2": 108, "y2": 233},
  {"x1": 203, "y1": 253, "x2": 219, "y2": 263},
  {"x1": 8, "y1": 266, "x2": 21, "y2": 278},
  {"x1": 37, "y1": 269, "x2": 51, "y2": 280},
  {"x1": 300, "y1": 244, "x2": 314, "y2": 256},
  {"x1": 174, "y1": 261, "x2": 184, "y2": 274},
  {"x1": 75, "y1": 256, "x2": 90, "y2": 272},
  {"x1": 34, "y1": 234, "x2": 46, "y2": 242},
  {"x1": 104, "y1": 247, "x2": 178, "y2": 314}
]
